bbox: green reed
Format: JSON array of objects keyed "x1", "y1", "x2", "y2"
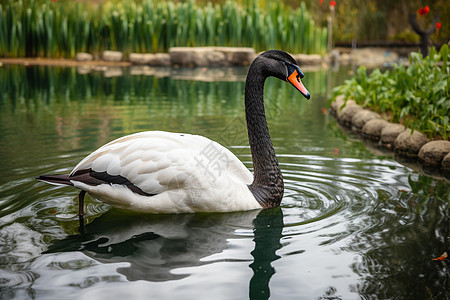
[{"x1": 0, "y1": 0, "x2": 327, "y2": 58}]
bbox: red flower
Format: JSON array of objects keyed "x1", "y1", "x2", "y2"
[
  {"x1": 436, "y1": 22, "x2": 442, "y2": 29},
  {"x1": 320, "y1": 0, "x2": 324, "y2": 5},
  {"x1": 329, "y1": 1, "x2": 336, "y2": 7},
  {"x1": 418, "y1": 6, "x2": 430, "y2": 15}
]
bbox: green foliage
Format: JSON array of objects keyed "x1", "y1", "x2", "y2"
[
  {"x1": 0, "y1": 0, "x2": 327, "y2": 58},
  {"x1": 331, "y1": 45, "x2": 450, "y2": 140}
]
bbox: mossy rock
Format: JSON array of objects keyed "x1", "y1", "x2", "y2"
[
  {"x1": 418, "y1": 140, "x2": 450, "y2": 166},
  {"x1": 394, "y1": 130, "x2": 430, "y2": 157},
  {"x1": 351, "y1": 110, "x2": 381, "y2": 132},
  {"x1": 338, "y1": 104, "x2": 362, "y2": 127},
  {"x1": 361, "y1": 119, "x2": 389, "y2": 141},
  {"x1": 380, "y1": 123, "x2": 407, "y2": 150}
]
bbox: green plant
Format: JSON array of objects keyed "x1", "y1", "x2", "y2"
[
  {"x1": 0, "y1": 0, "x2": 327, "y2": 58},
  {"x1": 331, "y1": 45, "x2": 450, "y2": 140}
]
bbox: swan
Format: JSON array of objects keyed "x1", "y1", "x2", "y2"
[{"x1": 38, "y1": 50, "x2": 310, "y2": 216}]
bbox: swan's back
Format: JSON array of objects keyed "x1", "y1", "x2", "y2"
[{"x1": 69, "y1": 131, "x2": 258, "y2": 213}]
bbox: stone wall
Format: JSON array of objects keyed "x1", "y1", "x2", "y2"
[{"x1": 74, "y1": 47, "x2": 328, "y2": 67}]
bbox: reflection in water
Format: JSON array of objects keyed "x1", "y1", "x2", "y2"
[
  {"x1": 47, "y1": 210, "x2": 260, "y2": 282},
  {"x1": 0, "y1": 65, "x2": 449, "y2": 299},
  {"x1": 349, "y1": 176, "x2": 450, "y2": 299},
  {"x1": 46, "y1": 208, "x2": 286, "y2": 298},
  {"x1": 249, "y1": 208, "x2": 283, "y2": 300}
]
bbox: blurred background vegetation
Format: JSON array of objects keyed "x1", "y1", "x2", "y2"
[{"x1": 0, "y1": 0, "x2": 448, "y2": 58}]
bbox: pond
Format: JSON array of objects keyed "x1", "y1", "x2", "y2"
[{"x1": 0, "y1": 64, "x2": 448, "y2": 299}]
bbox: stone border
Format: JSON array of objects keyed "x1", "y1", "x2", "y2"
[
  {"x1": 330, "y1": 95, "x2": 450, "y2": 181},
  {"x1": 0, "y1": 46, "x2": 403, "y2": 69}
]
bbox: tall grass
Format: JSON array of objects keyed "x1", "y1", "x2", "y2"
[{"x1": 0, "y1": 0, "x2": 327, "y2": 58}]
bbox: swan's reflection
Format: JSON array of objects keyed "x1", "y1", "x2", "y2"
[
  {"x1": 250, "y1": 207, "x2": 284, "y2": 299},
  {"x1": 47, "y1": 208, "x2": 284, "y2": 288}
]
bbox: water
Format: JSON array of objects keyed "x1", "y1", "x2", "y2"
[{"x1": 0, "y1": 65, "x2": 449, "y2": 299}]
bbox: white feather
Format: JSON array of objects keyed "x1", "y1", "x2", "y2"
[{"x1": 70, "y1": 131, "x2": 260, "y2": 213}]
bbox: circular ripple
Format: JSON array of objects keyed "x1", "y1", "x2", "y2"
[{"x1": 277, "y1": 154, "x2": 411, "y2": 236}]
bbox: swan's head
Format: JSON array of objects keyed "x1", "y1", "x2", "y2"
[{"x1": 257, "y1": 50, "x2": 311, "y2": 100}]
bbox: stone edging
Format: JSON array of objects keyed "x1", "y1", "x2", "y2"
[
  {"x1": 330, "y1": 95, "x2": 450, "y2": 181},
  {"x1": 1, "y1": 47, "x2": 404, "y2": 69}
]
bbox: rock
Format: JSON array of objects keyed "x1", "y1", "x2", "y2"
[
  {"x1": 129, "y1": 53, "x2": 154, "y2": 65},
  {"x1": 351, "y1": 110, "x2": 381, "y2": 132},
  {"x1": 338, "y1": 53, "x2": 352, "y2": 65},
  {"x1": 418, "y1": 140, "x2": 450, "y2": 166},
  {"x1": 361, "y1": 119, "x2": 390, "y2": 141},
  {"x1": 380, "y1": 123, "x2": 407, "y2": 150},
  {"x1": 76, "y1": 52, "x2": 93, "y2": 62},
  {"x1": 191, "y1": 50, "x2": 228, "y2": 66},
  {"x1": 102, "y1": 50, "x2": 123, "y2": 62},
  {"x1": 169, "y1": 47, "x2": 255, "y2": 67},
  {"x1": 442, "y1": 152, "x2": 450, "y2": 171},
  {"x1": 330, "y1": 95, "x2": 357, "y2": 117},
  {"x1": 217, "y1": 47, "x2": 256, "y2": 66},
  {"x1": 292, "y1": 53, "x2": 322, "y2": 66},
  {"x1": 169, "y1": 48, "x2": 194, "y2": 66},
  {"x1": 330, "y1": 95, "x2": 345, "y2": 115},
  {"x1": 394, "y1": 130, "x2": 430, "y2": 157},
  {"x1": 338, "y1": 104, "x2": 363, "y2": 127},
  {"x1": 151, "y1": 53, "x2": 171, "y2": 66},
  {"x1": 350, "y1": 48, "x2": 399, "y2": 68}
]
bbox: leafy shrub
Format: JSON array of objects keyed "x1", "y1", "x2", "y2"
[{"x1": 331, "y1": 45, "x2": 450, "y2": 140}]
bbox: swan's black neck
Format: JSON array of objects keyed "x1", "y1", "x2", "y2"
[{"x1": 245, "y1": 61, "x2": 284, "y2": 208}]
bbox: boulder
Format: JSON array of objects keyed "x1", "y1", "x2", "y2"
[
  {"x1": 292, "y1": 53, "x2": 322, "y2": 66},
  {"x1": 394, "y1": 130, "x2": 430, "y2": 157},
  {"x1": 129, "y1": 53, "x2": 154, "y2": 65},
  {"x1": 338, "y1": 104, "x2": 363, "y2": 127},
  {"x1": 102, "y1": 50, "x2": 123, "y2": 62},
  {"x1": 76, "y1": 52, "x2": 93, "y2": 62},
  {"x1": 330, "y1": 95, "x2": 357, "y2": 118},
  {"x1": 351, "y1": 110, "x2": 381, "y2": 132},
  {"x1": 169, "y1": 47, "x2": 255, "y2": 67},
  {"x1": 151, "y1": 53, "x2": 171, "y2": 66},
  {"x1": 361, "y1": 119, "x2": 390, "y2": 141},
  {"x1": 418, "y1": 140, "x2": 450, "y2": 166},
  {"x1": 169, "y1": 48, "x2": 195, "y2": 66},
  {"x1": 442, "y1": 152, "x2": 450, "y2": 172},
  {"x1": 380, "y1": 123, "x2": 407, "y2": 150},
  {"x1": 338, "y1": 53, "x2": 352, "y2": 65},
  {"x1": 216, "y1": 47, "x2": 256, "y2": 66},
  {"x1": 350, "y1": 48, "x2": 399, "y2": 68},
  {"x1": 192, "y1": 50, "x2": 227, "y2": 66}
]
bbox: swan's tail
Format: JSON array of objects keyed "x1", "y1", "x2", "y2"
[{"x1": 37, "y1": 174, "x2": 74, "y2": 186}]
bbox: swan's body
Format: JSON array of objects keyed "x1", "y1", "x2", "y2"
[
  {"x1": 38, "y1": 50, "x2": 310, "y2": 215},
  {"x1": 68, "y1": 131, "x2": 259, "y2": 213}
]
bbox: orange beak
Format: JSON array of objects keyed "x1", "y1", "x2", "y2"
[{"x1": 287, "y1": 70, "x2": 310, "y2": 100}]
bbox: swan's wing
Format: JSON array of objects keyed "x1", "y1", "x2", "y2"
[{"x1": 70, "y1": 131, "x2": 253, "y2": 196}]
